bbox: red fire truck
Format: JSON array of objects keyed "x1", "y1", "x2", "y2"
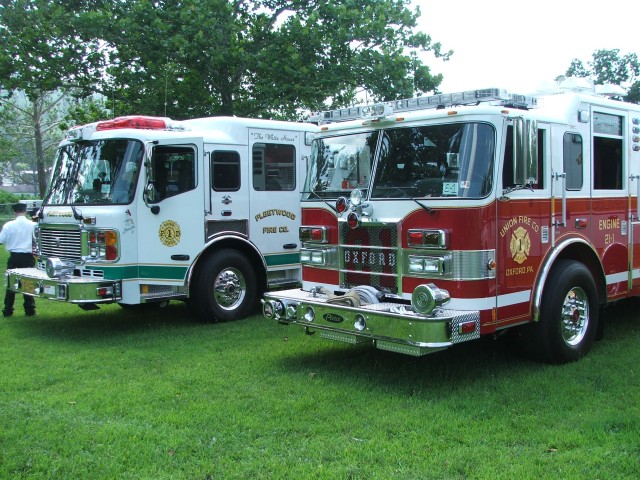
[{"x1": 262, "y1": 86, "x2": 640, "y2": 363}]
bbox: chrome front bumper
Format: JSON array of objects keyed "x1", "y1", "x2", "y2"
[
  {"x1": 263, "y1": 288, "x2": 480, "y2": 356},
  {"x1": 5, "y1": 267, "x2": 122, "y2": 304}
]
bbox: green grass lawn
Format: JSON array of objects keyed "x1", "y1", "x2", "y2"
[{"x1": 0, "y1": 249, "x2": 639, "y2": 479}]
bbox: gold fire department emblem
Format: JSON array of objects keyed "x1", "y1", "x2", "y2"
[
  {"x1": 509, "y1": 226, "x2": 531, "y2": 264},
  {"x1": 159, "y1": 220, "x2": 181, "y2": 247}
]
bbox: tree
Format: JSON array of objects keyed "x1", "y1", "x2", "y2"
[
  {"x1": 102, "y1": 0, "x2": 451, "y2": 119},
  {"x1": 0, "y1": 0, "x2": 109, "y2": 195},
  {"x1": 0, "y1": 92, "x2": 65, "y2": 194},
  {"x1": 565, "y1": 49, "x2": 640, "y2": 103},
  {"x1": 0, "y1": 93, "x2": 110, "y2": 195}
]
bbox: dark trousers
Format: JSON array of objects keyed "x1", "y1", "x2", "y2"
[{"x1": 4, "y1": 252, "x2": 35, "y2": 314}]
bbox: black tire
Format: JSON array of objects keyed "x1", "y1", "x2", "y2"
[
  {"x1": 526, "y1": 260, "x2": 599, "y2": 363},
  {"x1": 190, "y1": 250, "x2": 257, "y2": 322}
]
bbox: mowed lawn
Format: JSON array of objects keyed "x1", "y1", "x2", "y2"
[{"x1": 0, "y1": 250, "x2": 639, "y2": 479}]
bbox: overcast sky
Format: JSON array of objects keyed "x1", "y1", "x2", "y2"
[{"x1": 414, "y1": 0, "x2": 638, "y2": 94}]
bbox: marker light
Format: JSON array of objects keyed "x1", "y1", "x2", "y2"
[
  {"x1": 299, "y1": 226, "x2": 327, "y2": 243},
  {"x1": 97, "y1": 286, "x2": 114, "y2": 298},
  {"x1": 407, "y1": 229, "x2": 448, "y2": 249},
  {"x1": 104, "y1": 230, "x2": 118, "y2": 260},
  {"x1": 459, "y1": 321, "x2": 476, "y2": 335},
  {"x1": 347, "y1": 212, "x2": 359, "y2": 229},
  {"x1": 87, "y1": 229, "x2": 119, "y2": 261},
  {"x1": 336, "y1": 197, "x2": 348, "y2": 213}
]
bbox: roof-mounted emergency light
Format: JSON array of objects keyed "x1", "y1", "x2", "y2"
[
  {"x1": 95, "y1": 116, "x2": 188, "y2": 132},
  {"x1": 65, "y1": 125, "x2": 92, "y2": 141},
  {"x1": 360, "y1": 103, "x2": 393, "y2": 120},
  {"x1": 309, "y1": 88, "x2": 538, "y2": 124}
]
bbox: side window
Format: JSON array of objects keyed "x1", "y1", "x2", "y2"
[
  {"x1": 211, "y1": 151, "x2": 240, "y2": 191},
  {"x1": 150, "y1": 145, "x2": 196, "y2": 202},
  {"x1": 563, "y1": 133, "x2": 583, "y2": 190},
  {"x1": 593, "y1": 113, "x2": 623, "y2": 190},
  {"x1": 253, "y1": 143, "x2": 296, "y2": 191},
  {"x1": 533, "y1": 129, "x2": 545, "y2": 189},
  {"x1": 502, "y1": 126, "x2": 545, "y2": 190},
  {"x1": 502, "y1": 126, "x2": 514, "y2": 189}
]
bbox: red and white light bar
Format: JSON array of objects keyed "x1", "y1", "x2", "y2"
[{"x1": 66, "y1": 115, "x2": 188, "y2": 141}]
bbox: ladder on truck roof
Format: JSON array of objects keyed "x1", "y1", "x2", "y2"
[{"x1": 309, "y1": 88, "x2": 538, "y2": 124}]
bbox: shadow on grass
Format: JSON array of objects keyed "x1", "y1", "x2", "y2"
[
  {"x1": 278, "y1": 334, "x2": 532, "y2": 390},
  {"x1": 601, "y1": 296, "x2": 640, "y2": 339},
  {"x1": 275, "y1": 297, "x2": 640, "y2": 391},
  {"x1": 7, "y1": 300, "x2": 205, "y2": 342}
]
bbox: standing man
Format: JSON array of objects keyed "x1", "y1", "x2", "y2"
[{"x1": 0, "y1": 202, "x2": 36, "y2": 317}]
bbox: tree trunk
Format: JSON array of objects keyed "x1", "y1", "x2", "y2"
[{"x1": 31, "y1": 96, "x2": 48, "y2": 197}]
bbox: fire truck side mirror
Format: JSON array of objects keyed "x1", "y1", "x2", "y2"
[
  {"x1": 143, "y1": 183, "x2": 160, "y2": 215},
  {"x1": 142, "y1": 142, "x2": 161, "y2": 214},
  {"x1": 513, "y1": 117, "x2": 538, "y2": 186}
]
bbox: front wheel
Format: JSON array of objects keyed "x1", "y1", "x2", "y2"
[
  {"x1": 190, "y1": 250, "x2": 257, "y2": 322},
  {"x1": 526, "y1": 260, "x2": 599, "y2": 363}
]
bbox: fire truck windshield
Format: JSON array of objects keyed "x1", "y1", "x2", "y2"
[
  {"x1": 46, "y1": 139, "x2": 144, "y2": 206},
  {"x1": 303, "y1": 122, "x2": 495, "y2": 200},
  {"x1": 303, "y1": 131, "x2": 379, "y2": 200}
]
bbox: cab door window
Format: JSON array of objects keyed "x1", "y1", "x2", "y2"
[
  {"x1": 212, "y1": 151, "x2": 240, "y2": 191},
  {"x1": 563, "y1": 133, "x2": 583, "y2": 190},
  {"x1": 150, "y1": 146, "x2": 196, "y2": 202},
  {"x1": 593, "y1": 112, "x2": 623, "y2": 190},
  {"x1": 253, "y1": 143, "x2": 296, "y2": 191}
]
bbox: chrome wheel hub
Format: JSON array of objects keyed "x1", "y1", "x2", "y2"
[
  {"x1": 213, "y1": 268, "x2": 246, "y2": 310},
  {"x1": 560, "y1": 287, "x2": 589, "y2": 346}
]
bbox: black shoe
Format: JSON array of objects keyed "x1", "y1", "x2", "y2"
[
  {"x1": 25, "y1": 310, "x2": 36, "y2": 317},
  {"x1": 3, "y1": 310, "x2": 13, "y2": 317}
]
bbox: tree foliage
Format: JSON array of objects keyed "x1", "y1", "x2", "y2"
[
  {"x1": 0, "y1": 0, "x2": 111, "y2": 195},
  {"x1": 0, "y1": 0, "x2": 107, "y2": 97},
  {"x1": 0, "y1": 92, "x2": 68, "y2": 195},
  {"x1": 566, "y1": 49, "x2": 640, "y2": 103},
  {"x1": 0, "y1": 0, "x2": 451, "y2": 193},
  {"x1": 102, "y1": 0, "x2": 451, "y2": 119}
]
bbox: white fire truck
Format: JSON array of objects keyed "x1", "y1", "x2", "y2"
[
  {"x1": 262, "y1": 86, "x2": 640, "y2": 363},
  {"x1": 5, "y1": 115, "x2": 317, "y2": 321}
]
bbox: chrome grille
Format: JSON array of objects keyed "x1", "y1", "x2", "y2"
[
  {"x1": 339, "y1": 222, "x2": 399, "y2": 293},
  {"x1": 40, "y1": 228, "x2": 82, "y2": 260}
]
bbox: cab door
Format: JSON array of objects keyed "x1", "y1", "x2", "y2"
[
  {"x1": 205, "y1": 145, "x2": 250, "y2": 237},
  {"x1": 137, "y1": 139, "x2": 205, "y2": 286},
  {"x1": 496, "y1": 122, "x2": 552, "y2": 324},
  {"x1": 248, "y1": 128, "x2": 302, "y2": 273},
  {"x1": 631, "y1": 174, "x2": 640, "y2": 292},
  {"x1": 628, "y1": 113, "x2": 640, "y2": 292}
]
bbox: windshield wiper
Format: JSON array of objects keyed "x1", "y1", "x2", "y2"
[
  {"x1": 502, "y1": 182, "x2": 534, "y2": 195},
  {"x1": 301, "y1": 190, "x2": 337, "y2": 212},
  {"x1": 39, "y1": 173, "x2": 68, "y2": 218},
  {"x1": 375, "y1": 186, "x2": 435, "y2": 215}
]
